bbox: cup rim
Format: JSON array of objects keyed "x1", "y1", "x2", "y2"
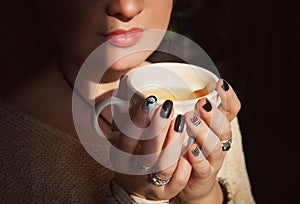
[{"x1": 127, "y1": 62, "x2": 219, "y2": 103}]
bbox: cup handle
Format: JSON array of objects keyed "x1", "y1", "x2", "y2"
[{"x1": 92, "y1": 96, "x2": 127, "y2": 137}]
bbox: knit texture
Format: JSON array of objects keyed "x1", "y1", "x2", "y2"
[
  {"x1": 0, "y1": 100, "x2": 114, "y2": 203},
  {"x1": 0, "y1": 100, "x2": 255, "y2": 203}
]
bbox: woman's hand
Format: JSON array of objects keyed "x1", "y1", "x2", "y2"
[
  {"x1": 111, "y1": 79, "x2": 241, "y2": 203},
  {"x1": 109, "y1": 74, "x2": 193, "y2": 201},
  {"x1": 177, "y1": 79, "x2": 241, "y2": 204},
  {"x1": 113, "y1": 96, "x2": 191, "y2": 200}
]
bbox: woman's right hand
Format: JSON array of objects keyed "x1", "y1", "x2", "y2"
[{"x1": 113, "y1": 96, "x2": 192, "y2": 201}]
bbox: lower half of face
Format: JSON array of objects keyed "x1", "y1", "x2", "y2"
[{"x1": 50, "y1": 0, "x2": 173, "y2": 71}]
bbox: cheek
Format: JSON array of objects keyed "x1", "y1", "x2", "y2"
[
  {"x1": 57, "y1": 19, "x2": 107, "y2": 63},
  {"x1": 49, "y1": 2, "x2": 107, "y2": 61},
  {"x1": 144, "y1": 0, "x2": 173, "y2": 29}
]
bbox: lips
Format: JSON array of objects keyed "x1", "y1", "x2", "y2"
[{"x1": 102, "y1": 28, "x2": 143, "y2": 47}]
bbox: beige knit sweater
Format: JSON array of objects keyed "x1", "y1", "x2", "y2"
[{"x1": 0, "y1": 100, "x2": 255, "y2": 203}]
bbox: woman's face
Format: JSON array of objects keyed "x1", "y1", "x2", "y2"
[{"x1": 44, "y1": 0, "x2": 173, "y2": 70}]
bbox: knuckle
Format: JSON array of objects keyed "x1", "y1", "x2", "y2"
[
  {"x1": 172, "y1": 174, "x2": 189, "y2": 187},
  {"x1": 197, "y1": 161, "x2": 212, "y2": 178},
  {"x1": 220, "y1": 123, "x2": 231, "y2": 140},
  {"x1": 233, "y1": 98, "x2": 241, "y2": 113},
  {"x1": 145, "y1": 188, "x2": 162, "y2": 200},
  {"x1": 156, "y1": 170, "x2": 173, "y2": 179},
  {"x1": 155, "y1": 193, "x2": 170, "y2": 201},
  {"x1": 118, "y1": 139, "x2": 136, "y2": 152},
  {"x1": 133, "y1": 115, "x2": 150, "y2": 128},
  {"x1": 236, "y1": 100, "x2": 241, "y2": 112},
  {"x1": 210, "y1": 142, "x2": 223, "y2": 155},
  {"x1": 214, "y1": 157, "x2": 225, "y2": 171}
]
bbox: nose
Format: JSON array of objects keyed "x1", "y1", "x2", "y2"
[{"x1": 106, "y1": 0, "x2": 143, "y2": 22}]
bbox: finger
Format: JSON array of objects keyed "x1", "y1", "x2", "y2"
[
  {"x1": 154, "y1": 114, "x2": 186, "y2": 179},
  {"x1": 146, "y1": 156, "x2": 191, "y2": 200},
  {"x1": 216, "y1": 79, "x2": 241, "y2": 121},
  {"x1": 187, "y1": 144, "x2": 212, "y2": 180},
  {"x1": 195, "y1": 98, "x2": 231, "y2": 141},
  {"x1": 164, "y1": 156, "x2": 192, "y2": 198},
  {"x1": 112, "y1": 96, "x2": 158, "y2": 172},
  {"x1": 116, "y1": 95, "x2": 158, "y2": 154},
  {"x1": 185, "y1": 111, "x2": 224, "y2": 167},
  {"x1": 137, "y1": 100, "x2": 174, "y2": 167}
]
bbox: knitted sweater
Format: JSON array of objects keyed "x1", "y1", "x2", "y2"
[{"x1": 0, "y1": 100, "x2": 255, "y2": 203}]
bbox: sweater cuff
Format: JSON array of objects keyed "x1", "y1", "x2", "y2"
[
  {"x1": 218, "y1": 177, "x2": 235, "y2": 204},
  {"x1": 106, "y1": 179, "x2": 170, "y2": 204},
  {"x1": 105, "y1": 179, "x2": 133, "y2": 204},
  {"x1": 130, "y1": 194, "x2": 169, "y2": 204}
]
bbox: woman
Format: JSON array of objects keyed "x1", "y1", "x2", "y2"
[{"x1": 0, "y1": 0, "x2": 255, "y2": 203}]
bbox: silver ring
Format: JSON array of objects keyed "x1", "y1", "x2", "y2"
[
  {"x1": 221, "y1": 131, "x2": 232, "y2": 151},
  {"x1": 149, "y1": 173, "x2": 172, "y2": 186}
]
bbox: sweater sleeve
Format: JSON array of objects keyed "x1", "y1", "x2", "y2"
[{"x1": 217, "y1": 117, "x2": 256, "y2": 204}]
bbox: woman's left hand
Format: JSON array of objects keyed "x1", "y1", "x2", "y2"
[{"x1": 177, "y1": 79, "x2": 241, "y2": 204}]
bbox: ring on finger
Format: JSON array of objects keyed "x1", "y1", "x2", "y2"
[
  {"x1": 149, "y1": 173, "x2": 172, "y2": 186},
  {"x1": 221, "y1": 131, "x2": 232, "y2": 151}
]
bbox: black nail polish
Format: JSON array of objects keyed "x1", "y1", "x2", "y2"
[
  {"x1": 160, "y1": 100, "x2": 173, "y2": 118},
  {"x1": 202, "y1": 99, "x2": 212, "y2": 112},
  {"x1": 120, "y1": 75, "x2": 127, "y2": 80},
  {"x1": 142, "y1": 95, "x2": 157, "y2": 112},
  {"x1": 221, "y1": 80, "x2": 229, "y2": 92},
  {"x1": 192, "y1": 146, "x2": 200, "y2": 156},
  {"x1": 174, "y1": 114, "x2": 185, "y2": 133}
]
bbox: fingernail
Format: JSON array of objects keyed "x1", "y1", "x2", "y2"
[
  {"x1": 160, "y1": 100, "x2": 173, "y2": 118},
  {"x1": 192, "y1": 146, "x2": 200, "y2": 156},
  {"x1": 188, "y1": 136, "x2": 196, "y2": 146},
  {"x1": 142, "y1": 95, "x2": 157, "y2": 112},
  {"x1": 190, "y1": 113, "x2": 201, "y2": 126},
  {"x1": 221, "y1": 79, "x2": 229, "y2": 92},
  {"x1": 174, "y1": 114, "x2": 185, "y2": 133},
  {"x1": 202, "y1": 99, "x2": 212, "y2": 112},
  {"x1": 120, "y1": 74, "x2": 127, "y2": 80}
]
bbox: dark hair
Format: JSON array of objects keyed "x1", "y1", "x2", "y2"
[
  {"x1": 0, "y1": 1, "x2": 59, "y2": 94},
  {"x1": 170, "y1": 0, "x2": 206, "y2": 33}
]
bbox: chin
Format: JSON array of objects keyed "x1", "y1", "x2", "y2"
[{"x1": 109, "y1": 51, "x2": 153, "y2": 70}]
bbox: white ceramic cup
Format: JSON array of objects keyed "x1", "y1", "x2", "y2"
[{"x1": 93, "y1": 62, "x2": 220, "y2": 138}]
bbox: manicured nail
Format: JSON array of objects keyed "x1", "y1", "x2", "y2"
[
  {"x1": 202, "y1": 99, "x2": 212, "y2": 112},
  {"x1": 120, "y1": 74, "x2": 127, "y2": 80},
  {"x1": 221, "y1": 79, "x2": 229, "y2": 92},
  {"x1": 192, "y1": 146, "x2": 200, "y2": 156},
  {"x1": 160, "y1": 100, "x2": 173, "y2": 118},
  {"x1": 188, "y1": 136, "x2": 196, "y2": 146},
  {"x1": 174, "y1": 114, "x2": 185, "y2": 133},
  {"x1": 142, "y1": 95, "x2": 157, "y2": 112},
  {"x1": 190, "y1": 113, "x2": 201, "y2": 126}
]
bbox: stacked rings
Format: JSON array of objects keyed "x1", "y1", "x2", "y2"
[{"x1": 149, "y1": 173, "x2": 172, "y2": 186}]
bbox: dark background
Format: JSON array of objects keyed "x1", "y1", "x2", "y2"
[
  {"x1": 1, "y1": 0, "x2": 299, "y2": 203},
  {"x1": 178, "y1": 0, "x2": 298, "y2": 203}
]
